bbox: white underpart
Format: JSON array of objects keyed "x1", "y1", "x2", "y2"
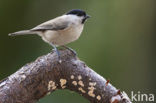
[{"x1": 39, "y1": 15, "x2": 84, "y2": 46}]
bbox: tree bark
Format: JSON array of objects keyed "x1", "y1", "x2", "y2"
[{"x1": 0, "y1": 49, "x2": 131, "y2": 103}]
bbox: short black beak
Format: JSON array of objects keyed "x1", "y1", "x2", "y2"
[
  {"x1": 82, "y1": 15, "x2": 91, "y2": 23},
  {"x1": 85, "y1": 15, "x2": 91, "y2": 19}
]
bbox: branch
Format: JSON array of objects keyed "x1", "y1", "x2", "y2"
[{"x1": 0, "y1": 49, "x2": 131, "y2": 103}]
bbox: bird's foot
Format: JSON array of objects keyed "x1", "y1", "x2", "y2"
[
  {"x1": 50, "y1": 43, "x2": 62, "y2": 63},
  {"x1": 62, "y1": 46, "x2": 77, "y2": 56},
  {"x1": 51, "y1": 48, "x2": 62, "y2": 63}
]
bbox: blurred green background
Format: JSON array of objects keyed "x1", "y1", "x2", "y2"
[{"x1": 0, "y1": 0, "x2": 155, "y2": 103}]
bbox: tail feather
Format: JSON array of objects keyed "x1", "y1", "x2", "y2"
[{"x1": 8, "y1": 30, "x2": 35, "y2": 36}]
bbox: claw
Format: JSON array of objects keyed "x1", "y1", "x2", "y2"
[{"x1": 62, "y1": 46, "x2": 77, "y2": 56}]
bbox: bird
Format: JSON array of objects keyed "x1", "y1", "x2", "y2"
[{"x1": 9, "y1": 9, "x2": 90, "y2": 62}]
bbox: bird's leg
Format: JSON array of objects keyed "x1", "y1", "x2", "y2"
[
  {"x1": 62, "y1": 45, "x2": 77, "y2": 56},
  {"x1": 50, "y1": 43, "x2": 61, "y2": 63}
]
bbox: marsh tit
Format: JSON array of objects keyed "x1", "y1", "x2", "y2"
[{"x1": 9, "y1": 9, "x2": 90, "y2": 62}]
